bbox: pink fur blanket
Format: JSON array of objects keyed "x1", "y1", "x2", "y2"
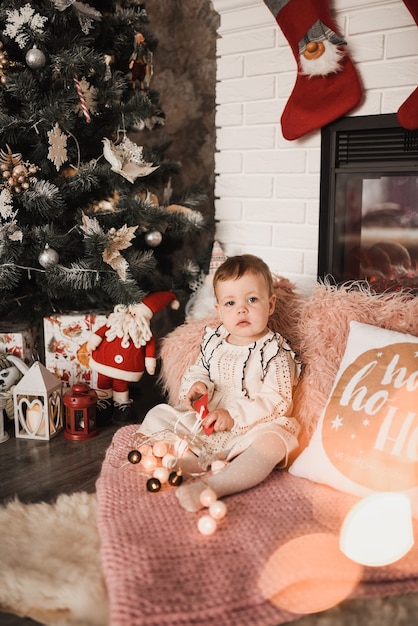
[{"x1": 96, "y1": 425, "x2": 418, "y2": 626}]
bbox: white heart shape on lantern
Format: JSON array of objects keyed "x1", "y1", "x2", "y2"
[{"x1": 19, "y1": 398, "x2": 45, "y2": 435}]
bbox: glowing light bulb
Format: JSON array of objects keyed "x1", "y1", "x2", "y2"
[
  {"x1": 198, "y1": 515, "x2": 217, "y2": 535},
  {"x1": 340, "y1": 492, "x2": 414, "y2": 566}
]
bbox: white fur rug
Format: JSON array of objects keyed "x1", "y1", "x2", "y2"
[
  {"x1": 0, "y1": 492, "x2": 108, "y2": 626},
  {"x1": 1, "y1": 488, "x2": 417, "y2": 626}
]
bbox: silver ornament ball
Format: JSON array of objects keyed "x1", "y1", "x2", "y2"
[
  {"x1": 39, "y1": 245, "x2": 59, "y2": 268},
  {"x1": 145, "y1": 230, "x2": 162, "y2": 247},
  {"x1": 26, "y1": 47, "x2": 46, "y2": 69}
]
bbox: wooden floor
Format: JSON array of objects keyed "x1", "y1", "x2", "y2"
[{"x1": 0, "y1": 374, "x2": 166, "y2": 626}]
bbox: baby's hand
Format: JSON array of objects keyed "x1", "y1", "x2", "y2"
[
  {"x1": 203, "y1": 409, "x2": 234, "y2": 433},
  {"x1": 185, "y1": 381, "x2": 208, "y2": 410}
]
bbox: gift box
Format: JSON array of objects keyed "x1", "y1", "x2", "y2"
[
  {"x1": 43, "y1": 312, "x2": 109, "y2": 389},
  {"x1": 0, "y1": 321, "x2": 42, "y2": 365}
]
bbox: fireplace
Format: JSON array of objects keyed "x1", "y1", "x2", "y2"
[{"x1": 318, "y1": 113, "x2": 418, "y2": 292}]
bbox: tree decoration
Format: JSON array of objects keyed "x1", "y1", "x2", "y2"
[
  {"x1": 104, "y1": 53, "x2": 115, "y2": 81},
  {"x1": 4, "y1": 4, "x2": 48, "y2": 49},
  {"x1": 25, "y1": 46, "x2": 46, "y2": 70},
  {"x1": 47, "y1": 124, "x2": 68, "y2": 171},
  {"x1": 129, "y1": 32, "x2": 153, "y2": 91},
  {"x1": 0, "y1": 146, "x2": 38, "y2": 194},
  {"x1": 102, "y1": 224, "x2": 138, "y2": 280},
  {"x1": 144, "y1": 230, "x2": 162, "y2": 247},
  {"x1": 0, "y1": 189, "x2": 13, "y2": 220},
  {"x1": 0, "y1": 219, "x2": 23, "y2": 245},
  {"x1": 80, "y1": 213, "x2": 138, "y2": 280},
  {"x1": 0, "y1": 42, "x2": 10, "y2": 85},
  {"x1": 79, "y1": 77, "x2": 97, "y2": 115},
  {"x1": 102, "y1": 136, "x2": 159, "y2": 183},
  {"x1": 73, "y1": 75, "x2": 91, "y2": 122},
  {"x1": 38, "y1": 244, "x2": 59, "y2": 268},
  {"x1": 52, "y1": 0, "x2": 102, "y2": 35}
]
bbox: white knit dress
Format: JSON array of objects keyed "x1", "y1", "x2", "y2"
[{"x1": 139, "y1": 325, "x2": 301, "y2": 468}]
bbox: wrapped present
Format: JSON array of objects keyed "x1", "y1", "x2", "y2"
[
  {"x1": 43, "y1": 312, "x2": 109, "y2": 389},
  {"x1": 0, "y1": 321, "x2": 42, "y2": 364}
]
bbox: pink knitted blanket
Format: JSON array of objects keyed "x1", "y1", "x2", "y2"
[{"x1": 96, "y1": 425, "x2": 418, "y2": 626}]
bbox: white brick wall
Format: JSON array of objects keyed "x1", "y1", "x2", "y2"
[{"x1": 211, "y1": 0, "x2": 418, "y2": 294}]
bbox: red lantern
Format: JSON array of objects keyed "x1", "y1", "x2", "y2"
[{"x1": 63, "y1": 382, "x2": 98, "y2": 440}]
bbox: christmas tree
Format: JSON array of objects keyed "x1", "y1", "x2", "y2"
[{"x1": 0, "y1": 0, "x2": 215, "y2": 325}]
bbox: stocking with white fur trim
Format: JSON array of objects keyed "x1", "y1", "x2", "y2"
[
  {"x1": 263, "y1": 0, "x2": 363, "y2": 140},
  {"x1": 397, "y1": 0, "x2": 418, "y2": 130}
]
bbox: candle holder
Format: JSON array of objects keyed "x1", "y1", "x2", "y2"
[
  {"x1": 13, "y1": 361, "x2": 63, "y2": 440},
  {"x1": 64, "y1": 382, "x2": 98, "y2": 440}
]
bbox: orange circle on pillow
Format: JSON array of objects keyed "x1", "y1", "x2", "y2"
[{"x1": 322, "y1": 342, "x2": 418, "y2": 491}]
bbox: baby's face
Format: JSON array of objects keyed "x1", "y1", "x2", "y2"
[{"x1": 214, "y1": 272, "x2": 275, "y2": 345}]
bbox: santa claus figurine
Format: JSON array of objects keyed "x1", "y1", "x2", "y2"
[{"x1": 86, "y1": 291, "x2": 179, "y2": 425}]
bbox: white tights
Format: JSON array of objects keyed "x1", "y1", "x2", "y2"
[{"x1": 175, "y1": 432, "x2": 287, "y2": 512}]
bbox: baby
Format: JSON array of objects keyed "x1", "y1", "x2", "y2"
[{"x1": 138, "y1": 254, "x2": 301, "y2": 511}]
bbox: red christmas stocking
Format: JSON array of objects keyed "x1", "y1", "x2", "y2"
[
  {"x1": 263, "y1": 0, "x2": 363, "y2": 140},
  {"x1": 397, "y1": 0, "x2": 418, "y2": 130}
]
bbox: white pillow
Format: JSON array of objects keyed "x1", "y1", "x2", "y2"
[{"x1": 290, "y1": 321, "x2": 418, "y2": 516}]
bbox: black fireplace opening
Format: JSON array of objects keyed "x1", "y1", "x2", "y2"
[{"x1": 318, "y1": 113, "x2": 418, "y2": 292}]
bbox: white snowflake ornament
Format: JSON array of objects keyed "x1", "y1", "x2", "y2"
[
  {"x1": 0, "y1": 189, "x2": 13, "y2": 220},
  {"x1": 47, "y1": 124, "x2": 68, "y2": 171},
  {"x1": 5, "y1": 4, "x2": 48, "y2": 49}
]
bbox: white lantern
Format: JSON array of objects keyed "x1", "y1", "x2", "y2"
[{"x1": 13, "y1": 361, "x2": 63, "y2": 440}]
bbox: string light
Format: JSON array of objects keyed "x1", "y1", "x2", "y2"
[{"x1": 340, "y1": 492, "x2": 414, "y2": 567}]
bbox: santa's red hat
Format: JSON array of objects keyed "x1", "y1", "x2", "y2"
[{"x1": 141, "y1": 291, "x2": 180, "y2": 315}]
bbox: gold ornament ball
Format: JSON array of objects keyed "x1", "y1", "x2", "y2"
[
  {"x1": 12, "y1": 164, "x2": 27, "y2": 177},
  {"x1": 25, "y1": 47, "x2": 46, "y2": 69},
  {"x1": 0, "y1": 45, "x2": 9, "y2": 70},
  {"x1": 12, "y1": 165, "x2": 28, "y2": 185}
]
